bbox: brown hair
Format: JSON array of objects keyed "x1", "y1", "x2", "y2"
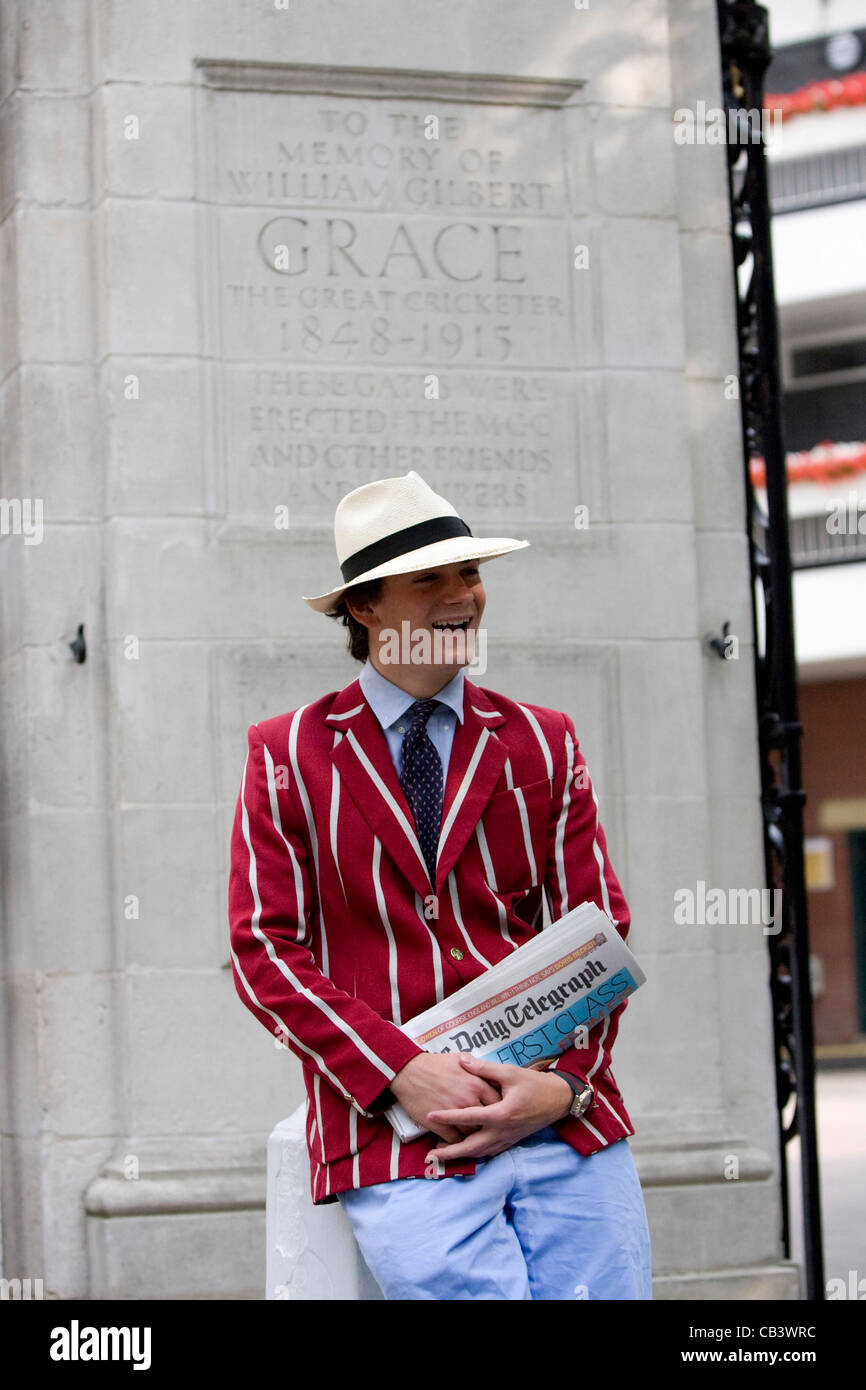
[{"x1": 326, "y1": 576, "x2": 385, "y2": 662}]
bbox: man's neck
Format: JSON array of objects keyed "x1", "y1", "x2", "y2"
[{"x1": 366, "y1": 653, "x2": 464, "y2": 700}]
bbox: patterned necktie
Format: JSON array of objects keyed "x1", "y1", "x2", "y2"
[{"x1": 399, "y1": 699, "x2": 444, "y2": 889}]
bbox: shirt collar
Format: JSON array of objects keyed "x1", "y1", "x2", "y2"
[{"x1": 359, "y1": 657, "x2": 466, "y2": 733}]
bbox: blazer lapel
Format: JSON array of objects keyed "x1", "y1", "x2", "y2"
[
  {"x1": 434, "y1": 680, "x2": 508, "y2": 893},
  {"x1": 327, "y1": 678, "x2": 433, "y2": 901},
  {"x1": 326, "y1": 674, "x2": 509, "y2": 902}
]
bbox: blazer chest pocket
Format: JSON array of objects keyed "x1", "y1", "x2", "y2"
[{"x1": 477, "y1": 776, "x2": 552, "y2": 894}]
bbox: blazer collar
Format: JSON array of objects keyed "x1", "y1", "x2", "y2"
[
  {"x1": 358, "y1": 656, "x2": 467, "y2": 733},
  {"x1": 326, "y1": 674, "x2": 508, "y2": 900}
]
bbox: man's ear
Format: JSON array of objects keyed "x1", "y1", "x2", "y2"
[{"x1": 345, "y1": 593, "x2": 375, "y2": 628}]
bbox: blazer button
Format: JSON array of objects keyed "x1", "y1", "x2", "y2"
[{"x1": 450, "y1": 947, "x2": 464, "y2": 960}]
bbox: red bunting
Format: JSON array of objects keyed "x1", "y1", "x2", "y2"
[
  {"x1": 749, "y1": 441, "x2": 866, "y2": 487},
  {"x1": 765, "y1": 72, "x2": 866, "y2": 121}
]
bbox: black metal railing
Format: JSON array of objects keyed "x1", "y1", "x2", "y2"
[
  {"x1": 790, "y1": 509, "x2": 866, "y2": 566},
  {"x1": 769, "y1": 143, "x2": 866, "y2": 214},
  {"x1": 716, "y1": 0, "x2": 825, "y2": 1301}
]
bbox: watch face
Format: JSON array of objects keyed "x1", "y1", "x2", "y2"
[{"x1": 573, "y1": 1085, "x2": 592, "y2": 1115}]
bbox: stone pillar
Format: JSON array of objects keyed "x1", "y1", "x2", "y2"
[
  {"x1": 0, "y1": 0, "x2": 119, "y2": 1298},
  {"x1": 0, "y1": 0, "x2": 800, "y2": 1298},
  {"x1": 267, "y1": 1106, "x2": 383, "y2": 1301}
]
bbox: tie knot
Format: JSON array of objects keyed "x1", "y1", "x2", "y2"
[{"x1": 408, "y1": 698, "x2": 439, "y2": 727}]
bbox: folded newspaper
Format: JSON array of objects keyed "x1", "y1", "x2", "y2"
[{"x1": 385, "y1": 899, "x2": 645, "y2": 1142}]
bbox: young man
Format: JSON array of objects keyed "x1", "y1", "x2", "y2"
[{"x1": 228, "y1": 470, "x2": 652, "y2": 1300}]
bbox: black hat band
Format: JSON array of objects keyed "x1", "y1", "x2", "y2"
[{"x1": 340, "y1": 515, "x2": 474, "y2": 584}]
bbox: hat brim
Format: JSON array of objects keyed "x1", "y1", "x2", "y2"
[{"x1": 302, "y1": 536, "x2": 530, "y2": 613}]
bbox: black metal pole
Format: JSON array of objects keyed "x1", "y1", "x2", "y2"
[{"x1": 716, "y1": 0, "x2": 825, "y2": 1300}]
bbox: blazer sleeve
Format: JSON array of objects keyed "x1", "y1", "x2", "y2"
[
  {"x1": 228, "y1": 723, "x2": 424, "y2": 1117},
  {"x1": 542, "y1": 711, "x2": 632, "y2": 1090}
]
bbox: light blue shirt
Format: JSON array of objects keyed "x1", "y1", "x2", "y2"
[{"x1": 358, "y1": 656, "x2": 465, "y2": 783}]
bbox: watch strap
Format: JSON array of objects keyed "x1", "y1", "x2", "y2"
[{"x1": 552, "y1": 1069, "x2": 593, "y2": 1116}]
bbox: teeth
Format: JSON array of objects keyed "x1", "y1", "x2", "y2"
[{"x1": 432, "y1": 619, "x2": 470, "y2": 629}]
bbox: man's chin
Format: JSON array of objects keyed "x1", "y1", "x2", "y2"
[
  {"x1": 427, "y1": 628, "x2": 479, "y2": 662},
  {"x1": 374, "y1": 622, "x2": 480, "y2": 672}
]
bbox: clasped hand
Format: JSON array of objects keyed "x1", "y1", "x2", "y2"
[{"x1": 388, "y1": 1052, "x2": 573, "y2": 1162}]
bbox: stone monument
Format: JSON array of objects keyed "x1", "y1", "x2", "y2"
[{"x1": 0, "y1": 0, "x2": 799, "y2": 1298}]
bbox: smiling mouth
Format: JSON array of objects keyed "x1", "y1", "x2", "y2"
[{"x1": 431, "y1": 618, "x2": 472, "y2": 630}]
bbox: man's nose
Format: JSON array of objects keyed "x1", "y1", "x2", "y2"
[{"x1": 442, "y1": 578, "x2": 474, "y2": 603}]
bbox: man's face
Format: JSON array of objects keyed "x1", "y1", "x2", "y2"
[{"x1": 347, "y1": 560, "x2": 486, "y2": 690}]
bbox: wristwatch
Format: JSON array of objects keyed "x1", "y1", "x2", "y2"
[{"x1": 552, "y1": 1069, "x2": 595, "y2": 1119}]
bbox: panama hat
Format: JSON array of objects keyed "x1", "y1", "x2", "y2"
[{"x1": 302, "y1": 470, "x2": 530, "y2": 613}]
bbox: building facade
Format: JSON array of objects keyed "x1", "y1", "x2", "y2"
[
  {"x1": 765, "y1": 0, "x2": 866, "y2": 1047},
  {"x1": 0, "y1": 0, "x2": 801, "y2": 1298}
]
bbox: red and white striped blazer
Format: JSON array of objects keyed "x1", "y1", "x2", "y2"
[{"x1": 228, "y1": 673, "x2": 636, "y2": 1205}]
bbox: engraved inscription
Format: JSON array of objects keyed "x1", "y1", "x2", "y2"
[
  {"x1": 223, "y1": 366, "x2": 569, "y2": 514},
  {"x1": 201, "y1": 87, "x2": 581, "y2": 518}
]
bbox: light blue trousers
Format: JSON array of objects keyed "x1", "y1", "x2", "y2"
[{"x1": 337, "y1": 1126, "x2": 653, "y2": 1300}]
